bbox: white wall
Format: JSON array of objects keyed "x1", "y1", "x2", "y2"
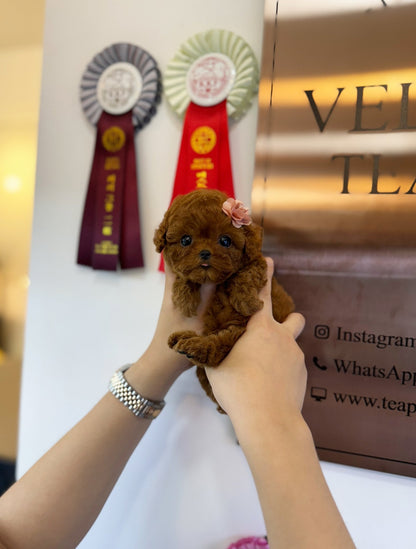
[
  {"x1": 18, "y1": 0, "x2": 416, "y2": 548},
  {"x1": 18, "y1": 1, "x2": 267, "y2": 548}
]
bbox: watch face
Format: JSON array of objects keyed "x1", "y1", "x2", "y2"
[{"x1": 186, "y1": 53, "x2": 236, "y2": 106}]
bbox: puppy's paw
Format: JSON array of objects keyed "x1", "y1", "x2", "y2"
[
  {"x1": 168, "y1": 330, "x2": 197, "y2": 350},
  {"x1": 169, "y1": 334, "x2": 214, "y2": 367}
]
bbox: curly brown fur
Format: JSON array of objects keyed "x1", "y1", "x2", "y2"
[{"x1": 154, "y1": 189, "x2": 294, "y2": 413}]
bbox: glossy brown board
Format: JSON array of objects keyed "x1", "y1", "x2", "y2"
[{"x1": 253, "y1": 0, "x2": 416, "y2": 477}]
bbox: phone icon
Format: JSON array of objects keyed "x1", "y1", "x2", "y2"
[{"x1": 312, "y1": 356, "x2": 328, "y2": 371}]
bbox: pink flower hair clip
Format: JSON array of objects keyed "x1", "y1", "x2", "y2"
[{"x1": 222, "y1": 197, "x2": 252, "y2": 228}]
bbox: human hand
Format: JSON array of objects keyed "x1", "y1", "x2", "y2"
[
  {"x1": 149, "y1": 262, "x2": 216, "y2": 372},
  {"x1": 126, "y1": 262, "x2": 215, "y2": 399},
  {"x1": 206, "y1": 264, "x2": 355, "y2": 549},
  {"x1": 205, "y1": 258, "x2": 306, "y2": 432}
]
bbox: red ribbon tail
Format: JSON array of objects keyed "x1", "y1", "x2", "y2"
[{"x1": 158, "y1": 99, "x2": 235, "y2": 272}]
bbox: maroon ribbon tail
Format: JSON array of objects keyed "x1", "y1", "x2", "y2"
[
  {"x1": 77, "y1": 111, "x2": 144, "y2": 270},
  {"x1": 119, "y1": 124, "x2": 144, "y2": 269}
]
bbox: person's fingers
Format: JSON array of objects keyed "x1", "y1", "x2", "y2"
[
  {"x1": 262, "y1": 256, "x2": 274, "y2": 292},
  {"x1": 256, "y1": 257, "x2": 274, "y2": 314},
  {"x1": 282, "y1": 312, "x2": 306, "y2": 339}
]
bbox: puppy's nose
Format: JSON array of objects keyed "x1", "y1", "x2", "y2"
[{"x1": 199, "y1": 249, "x2": 211, "y2": 260}]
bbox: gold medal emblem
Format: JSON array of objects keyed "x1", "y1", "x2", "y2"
[
  {"x1": 190, "y1": 126, "x2": 217, "y2": 154},
  {"x1": 102, "y1": 126, "x2": 126, "y2": 152}
]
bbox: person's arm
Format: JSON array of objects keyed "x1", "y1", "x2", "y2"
[
  {"x1": 205, "y1": 258, "x2": 355, "y2": 549},
  {"x1": 0, "y1": 267, "x2": 214, "y2": 549}
]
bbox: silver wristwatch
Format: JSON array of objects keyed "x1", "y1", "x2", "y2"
[{"x1": 108, "y1": 364, "x2": 165, "y2": 420}]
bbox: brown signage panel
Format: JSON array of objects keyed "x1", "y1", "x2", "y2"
[
  {"x1": 278, "y1": 272, "x2": 416, "y2": 477},
  {"x1": 254, "y1": 1, "x2": 416, "y2": 476}
]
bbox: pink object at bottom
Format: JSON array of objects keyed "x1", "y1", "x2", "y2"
[{"x1": 227, "y1": 536, "x2": 269, "y2": 549}]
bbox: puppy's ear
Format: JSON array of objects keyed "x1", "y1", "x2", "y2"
[
  {"x1": 153, "y1": 211, "x2": 169, "y2": 253},
  {"x1": 242, "y1": 223, "x2": 263, "y2": 264}
]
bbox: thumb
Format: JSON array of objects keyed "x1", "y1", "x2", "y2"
[
  {"x1": 256, "y1": 256, "x2": 274, "y2": 316},
  {"x1": 282, "y1": 312, "x2": 306, "y2": 339}
]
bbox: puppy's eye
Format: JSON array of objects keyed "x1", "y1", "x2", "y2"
[
  {"x1": 219, "y1": 235, "x2": 232, "y2": 248},
  {"x1": 180, "y1": 235, "x2": 193, "y2": 247}
]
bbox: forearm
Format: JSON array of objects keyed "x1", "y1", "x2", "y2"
[
  {"x1": 0, "y1": 355, "x2": 175, "y2": 549},
  {"x1": 235, "y1": 413, "x2": 355, "y2": 549}
]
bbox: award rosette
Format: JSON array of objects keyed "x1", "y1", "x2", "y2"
[
  {"x1": 164, "y1": 28, "x2": 259, "y2": 200},
  {"x1": 160, "y1": 29, "x2": 259, "y2": 269},
  {"x1": 77, "y1": 42, "x2": 161, "y2": 270}
]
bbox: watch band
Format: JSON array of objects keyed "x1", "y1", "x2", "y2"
[{"x1": 108, "y1": 364, "x2": 165, "y2": 419}]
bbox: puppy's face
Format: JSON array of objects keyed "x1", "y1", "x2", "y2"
[{"x1": 154, "y1": 190, "x2": 262, "y2": 284}]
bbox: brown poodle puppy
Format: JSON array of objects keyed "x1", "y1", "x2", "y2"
[{"x1": 154, "y1": 189, "x2": 294, "y2": 412}]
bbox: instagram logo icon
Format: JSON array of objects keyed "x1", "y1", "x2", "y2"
[{"x1": 314, "y1": 325, "x2": 330, "y2": 339}]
